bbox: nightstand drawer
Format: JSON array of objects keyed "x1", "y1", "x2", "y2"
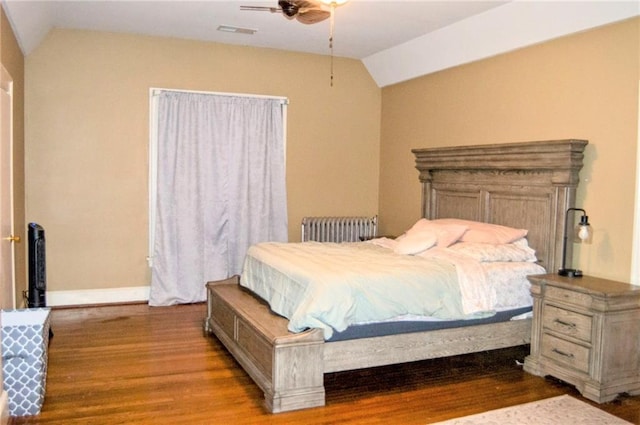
[
  {"x1": 542, "y1": 305, "x2": 592, "y2": 342},
  {"x1": 545, "y1": 285, "x2": 592, "y2": 307},
  {"x1": 541, "y1": 333, "x2": 590, "y2": 373}
]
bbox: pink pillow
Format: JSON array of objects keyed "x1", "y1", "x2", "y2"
[
  {"x1": 434, "y1": 218, "x2": 527, "y2": 245},
  {"x1": 402, "y1": 218, "x2": 468, "y2": 248}
]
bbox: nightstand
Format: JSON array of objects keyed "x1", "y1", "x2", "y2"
[{"x1": 524, "y1": 273, "x2": 640, "y2": 403}]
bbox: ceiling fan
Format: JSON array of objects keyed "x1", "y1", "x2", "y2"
[
  {"x1": 240, "y1": 0, "x2": 331, "y2": 25},
  {"x1": 241, "y1": 0, "x2": 349, "y2": 86}
]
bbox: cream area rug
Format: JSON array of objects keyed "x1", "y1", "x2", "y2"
[{"x1": 430, "y1": 395, "x2": 632, "y2": 425}]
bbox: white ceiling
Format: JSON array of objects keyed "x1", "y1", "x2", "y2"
[
  {"x1": 2, "y1": 1, "x2": 511, "y2": 58},
  {"x1": 2, "y1": 0, "x2": 639, "y2": 87}
]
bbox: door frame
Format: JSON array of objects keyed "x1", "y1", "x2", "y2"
[
  {"x1": 0, "y1": 63, "x2": 14, "y2": 425},
  {"x1": 0, "y1": 65, "x2": 15, "y2": 309}
]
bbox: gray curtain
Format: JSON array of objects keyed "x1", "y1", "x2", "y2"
[{"x1": 149, "y1": 92, "x2": 288, "y2": 306}]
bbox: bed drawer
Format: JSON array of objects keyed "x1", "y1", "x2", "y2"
[
  {"x1": 236, "y1": 318, "x2": 274, "y2": 380},
  {"x1": 210, "y1": 293, "x2": 236, "y2": 337},
  {"x1": 541, "y1": 333, "x2": 590, "y2": 373},
  {"x1": 542, "y1": 305, "x2": 592, "y2": 342}
]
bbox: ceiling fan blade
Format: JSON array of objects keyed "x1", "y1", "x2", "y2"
[
  {"x1": 294, "y1": 0, "x2": 323, "y2": 9},
  {"x1": 241, "y1": 1, "x2": 330, "y2": 24},
  {"x1": 296, "y1": 9, "x2": 330, "y2": 24}
]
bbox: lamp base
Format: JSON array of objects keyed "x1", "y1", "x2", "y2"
[{"x1": 558, "y1": 268, "x2": 583, "y2": 278}]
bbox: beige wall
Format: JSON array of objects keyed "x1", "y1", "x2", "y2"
[
  {"x1": 24, "y1": 18, "x2": 640, "y2": 293},
  {"x1": 1, "y1": 7, "x2": 25, "y2": 306},
  {"x1": 379, "y1": 18, "x2": 639, "y2": 282},
  {"x1": 25, "y1": 29, "x2": 381, "y2": 292}
]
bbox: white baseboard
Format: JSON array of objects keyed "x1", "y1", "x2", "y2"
[{"x1": 47, "y1": 286, "x2": 150, "y2": 307}]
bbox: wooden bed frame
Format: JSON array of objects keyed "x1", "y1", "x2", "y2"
[{"x1": 203, "y1": 139, "x2": 588, "y2": 413}]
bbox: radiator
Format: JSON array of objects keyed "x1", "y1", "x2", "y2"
[{"x1": 301, "y1": 216, "x2": 378, "y2": 242}]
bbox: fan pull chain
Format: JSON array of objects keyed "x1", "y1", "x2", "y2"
[
  {"x1": 329, "y1": 3, "x2": 335, "y2": 86},
  {"x1": 330, "y1": 43, "x2": 334, "y2": 87}
]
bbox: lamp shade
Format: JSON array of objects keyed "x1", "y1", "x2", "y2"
[{"x1": 576, "y1": 214, "x2": 591, "y2": 243}]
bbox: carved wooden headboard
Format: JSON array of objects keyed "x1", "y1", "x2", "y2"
[{"x1": 413, "y1": 139, "x2": 588, "y2": 273}]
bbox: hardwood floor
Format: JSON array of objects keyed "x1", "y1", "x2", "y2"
[{"x1": 9, "y1": 303, "x2": 640, "y2": 424}]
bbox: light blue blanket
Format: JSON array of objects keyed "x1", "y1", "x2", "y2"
[{"x1": 241, "y1": 241, "x2": 486, "y2": 339}]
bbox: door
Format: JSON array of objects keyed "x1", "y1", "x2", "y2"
[{"x1": 0, "y1": 65, "x2": 16, "y2": 310}]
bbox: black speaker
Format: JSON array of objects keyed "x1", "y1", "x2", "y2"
[{"x1": 28, "y1": 222, "x2": 47, "y2": 308}]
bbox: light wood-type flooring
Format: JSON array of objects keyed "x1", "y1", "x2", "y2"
[{"x1": 9, "y1": 303, "x2": 640, "y2": 424}]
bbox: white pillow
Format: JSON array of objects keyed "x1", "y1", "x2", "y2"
[
  {"x1": 402, "y1": 218, "x2": 468, "y2": 248},
  {"x1": 447, "y1": 238, "x2": 538, "y2": 262},
  {"x1": 394, "y1": 231, "x2": 438, "y2": 255}
]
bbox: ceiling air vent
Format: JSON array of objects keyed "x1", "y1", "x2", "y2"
[{"x1": 217, "y1": 25, "x2": 257, "y2": 35}]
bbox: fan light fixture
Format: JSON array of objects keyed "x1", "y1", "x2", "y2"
[{"x1": 558, "y1": 207, "x2": 592, "y2": 277}]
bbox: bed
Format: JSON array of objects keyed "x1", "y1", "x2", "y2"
[{"x1": 203, "y1": 139, "x2": 588, "y2": 413}]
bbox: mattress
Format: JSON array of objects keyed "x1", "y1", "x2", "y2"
[
  {"x1": 327, "y1": 306, "x2": 533, "y2": 342},
  {"x1": 327, "y1": 260, "x2": 543, "y2": 341},
  {"x1": 240, "y1": 241, "x2": 545, "y2": 340}
]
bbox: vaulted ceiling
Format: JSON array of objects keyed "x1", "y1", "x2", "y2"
[{"x1": 3, "y1": 1, "x2": 638, "y2": 87}]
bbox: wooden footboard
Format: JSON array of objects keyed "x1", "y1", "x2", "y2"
[
  {"x1": 205, "y1": 276, "x2": 532, "y2": 413},
  {"x1": 204, "y1": 276, "x2": 326, "y2": 413}
]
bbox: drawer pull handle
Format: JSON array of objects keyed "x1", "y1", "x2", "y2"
[
  {"x1": 554, "y1": 319, "x2": 576, "y2": 330},
  {"x1": 552, "y1": 348, "x2": 574, "y2": 359}
]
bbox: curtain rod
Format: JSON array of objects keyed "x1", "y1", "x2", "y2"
[{"x1": 150, "y1": 87, "x2": 289, "y2": 105}]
